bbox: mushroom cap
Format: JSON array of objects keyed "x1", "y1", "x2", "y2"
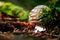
[{"x1": 29, "y1": 5, "x2": 50, "y2": 23}]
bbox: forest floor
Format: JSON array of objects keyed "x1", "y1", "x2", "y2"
[{"x1": 0, "y1": 33, "x2": 59, "y2": 40}]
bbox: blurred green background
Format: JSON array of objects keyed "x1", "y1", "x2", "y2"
[{"x1": 0, "y1": 0, "x2": 60, "y2": 10}]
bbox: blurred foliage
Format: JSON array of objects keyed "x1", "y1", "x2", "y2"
[
  {"x1": 0, "y1": 2, "x2": 29, "y2": 21},
  {"x1": 0, "y1": 0, "x2": 60, "y2": 10}
]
